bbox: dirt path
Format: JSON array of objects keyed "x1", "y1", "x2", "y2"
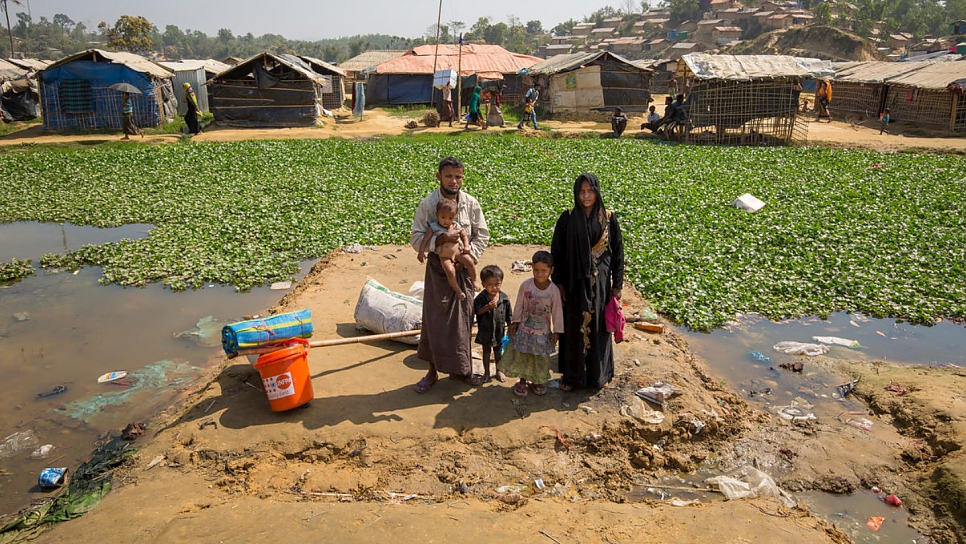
[{"x1": 27, "y1": 243, "x2": 957, "y2": 544}]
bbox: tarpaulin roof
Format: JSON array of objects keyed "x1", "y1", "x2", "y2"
[
  {"x1": 208, "y1": 52, "x2": 330, "y2": 85},
  {"x1": 6, "y1": 58, "x2": 51, "y2": 71},
  {"x1": 159, "y1": 59, "x2": 231, "y2": 77},
  {"x1": 0, "y1": 58, "x2": 27, "y2": 81},
  {"x1": 44, "y1": 49, "x2": 172, "y2": 78},
  {"x1": 338, "y1": 50, "x2": 406, "y2": 72},
  {"x1": 679, "y1": 53, "x2": 833, "y2": 80},
  {"x1": 831, "y1": 60, "x2": 931, "y2": 84},
  {"x1": 885, "y1": 61, "x2": 966, "y2": 90},
  {"x1": 374, "y1": 44, "x2": 540, "y2": 78},
  {"x1": 528, "y1": 51, "x2": 653, "y2": 75},
  {"x1": 297, "y1": 55, "x2": 347, "y2": 77}
]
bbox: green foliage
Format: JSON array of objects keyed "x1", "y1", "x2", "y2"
[
  {"x1": 0, "y1": 257, "x2": 33, "y2": 282},
  {"x1": 97, "y1": 15, "x2": 155, "y2": 54},
  {"x1": 2, "y1": 135, "x2": 966, "y2": 331}
]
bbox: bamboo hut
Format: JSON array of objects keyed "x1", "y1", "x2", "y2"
[
  {"x1": 830, "y1": 61, "x2": 927, "y2": 121},
  {"x1": 526, "y1": 51, "x2": 654, "y2": 116},
  {"x1": 882, "y1": 62, "x2": 966, "y2": 132}
]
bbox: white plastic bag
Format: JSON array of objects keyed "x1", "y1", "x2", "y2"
[
  {"x1": 773, "y1": 341, "x2": 829, "y2": 356},
  {"x1": 706, "y1": 466, "x2": 796, "y2": 507},
  {"x1": 354, "y1": 277, "x2": 422, "y2": 344}
]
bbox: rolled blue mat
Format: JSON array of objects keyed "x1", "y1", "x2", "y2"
[{"x1": 221, "y1": 309, "x2": 313, "y2": 356}]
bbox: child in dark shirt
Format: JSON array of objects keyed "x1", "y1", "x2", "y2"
[{"x1": 473, "y1": 265, "x2": 512, "y2": 382}]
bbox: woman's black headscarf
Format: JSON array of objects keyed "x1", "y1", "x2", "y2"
[{"x1": 565, "y1": 173, "x2": 607, "y2": 292}]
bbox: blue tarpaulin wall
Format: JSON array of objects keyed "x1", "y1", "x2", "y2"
[
  {"x1": 365, "y1": 74, "x2": 433, "y2": 105},
  {"x1": 39, "y1": 61, "x2": 168, "y2": 130}
]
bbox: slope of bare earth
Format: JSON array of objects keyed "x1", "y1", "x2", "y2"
[
  {"x1": 722, "y1": 26, "x2": 887, "y2": 62},
  {"x1": 28, "y1": 244, "x2": 963, "y2": 544}
]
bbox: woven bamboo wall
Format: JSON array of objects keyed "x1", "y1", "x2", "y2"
[
  {"x1": 887, "y1": 86, "x2": 955, "y2": 131},
  {"x1": 684, "y1": 78, "x2": 807, "y2": 146},
  {"x1": 830, "y1": 82, "x2": 884, "y2": 121}
]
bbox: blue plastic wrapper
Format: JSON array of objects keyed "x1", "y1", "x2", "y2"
[
  {"x1": 499, "y1": 334, "x2": 510, "y2": 357},
  {"x1": 38, "y1": 467, "x2": 67, "y2": 488}
]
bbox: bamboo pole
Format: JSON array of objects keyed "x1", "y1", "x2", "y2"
[
  {"x1": 230, "y1": 329, "x2": 421, "y2": 358},
  {"x1": 456, "y1": 33, "x2": 463, "y2": 122},
  {"x1": 430, "y1": 0, "x2": 443, "y2": 108}
]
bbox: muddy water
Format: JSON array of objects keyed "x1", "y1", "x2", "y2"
[
  {"x1": 0, "y1": 222, "x2": 308, "y2": 514},
  {"x1": 680, "y1": 312, "x2": 964, "y2": 543}
]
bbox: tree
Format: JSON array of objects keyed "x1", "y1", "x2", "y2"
[
  {"x1": 663, "y1": 0, "x2": 700, "y2": 26},
  {"x1": 0, "y1": 0, "x2": 21, "y2": 56},
  {"x1": 813, "y1": 2, "x2": 832, "y2": 26},
  {"x1": 468, "y1": 16, "x2": 491, "y2": 40},
  {"x1": 53, "y1": 13, "x2": 74, "y2": 32},
  {"x1": 98, "y1": 15, "x2": 155, "y2": 53},
  {"x1": 448, "y1": 20, "x2": 466, "y2": 40},
  {"x1": 526, "y1": 20, "x2": 543, "y2": 35},
  {"x1": 551, "y1": 19, "x2": 577, "y2": 36}
]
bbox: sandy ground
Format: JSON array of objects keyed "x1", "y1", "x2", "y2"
[
  {"x1": 2, "y1": 110, "x2": 965, "y2": 543},
  {"x1": 12, "y1": 244, "x2": 959, "y2": 544}
]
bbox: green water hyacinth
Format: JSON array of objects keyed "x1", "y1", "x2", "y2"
[
  {"x1": 0, "y1": 258, "x2": 34, "y2": 283},
  {"x1": 1, "y1": 137, "x2": 964, "y2": 330}
]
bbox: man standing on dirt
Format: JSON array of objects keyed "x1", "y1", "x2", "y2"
[
  {"x1": 517, "y1": 82, "x2": 540, "y2": 130},
  {"x1": 410, "y1": 156, "x2": 489, "y2": 393}
]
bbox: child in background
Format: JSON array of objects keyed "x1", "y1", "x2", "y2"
[
  {"x1": 417, "y1": 198, "x2": 480, "y2": 299},
  {"x1": 474, "y1": 265, "x2": 512, "y2": 382},
  {"x1": 879, "y1": 108, "x2": 890, "y2": 135},
  {"x1": 498, "y1": 251, "x2": 564, "y2": 397}
]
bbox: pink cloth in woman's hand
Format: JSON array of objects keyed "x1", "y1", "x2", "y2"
[{"x1": 604, "y1": 296, "x2": 625, "y2": 343}]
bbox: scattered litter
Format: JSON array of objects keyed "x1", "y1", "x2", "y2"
[
  {"x1": 175, "y1": 315, "x2": 224, "y2": 348},
  {"x1": 145, "y1": 455, "x2": 166, "y2": 470},
  {"x1": 836, "y1": 377, "x2": 859, "y2": 397},
  {"x1": 846, "y1": 418, "x2": 874, "y2": 431},
  {"x1": 534, "y1": 478, "x2": 545, "y2": 489},
  {"x1": 633, "y1": 322, "x2": 665, "y2": 334},
  {"x1": 494, "y1": 485, "x2": 526, "y2": 494},
  {"x1": 0, "y1": 430, "x2": 38, "y2": 459},
  {"x1": 885, "y1": 494, "x2": 902, "y2": 507},
  {"x1": 31, "y1": 444, "x2": 54, "y2": 459},
  {"x1": 688, "y1": 418, "x2": 705, "y2": 433},
  {"x1": 121, "y1": 422, "x2": 146, "y2": 440},
  {"x1": 37, "y1": 385, "x2": 68, "y2": 398},
  {"x1": 669, "y1": 498, "x2": 700, "y2": 507},
  {"x1": 510, "y1": 260, "x2": 531, "y2": 273},
  {"x1": 199, "y1": 420, "x2": 218, "y2": 431},
  {"x1": 813, "y1": 336, "x2": 862, "y2": 348},
  {"x1": 584, "y1": 434, "x2": 603, "y2": 442},
  {"x1": 778, "y1": 448, "x2": 795, "y2": 460},
  {"x1": 343, "y1": 243, "x2": 375, "y2": 254},
  {"x1": 772, "y1": 341, "x2": 829, "y2": 356},
  {"x1": 779, "y1": 361, "x2": 804, "y2": 372},
  {"x1": 12, "y1": 312, "x2": 29, "y2": 322},
  {"x1": 884, "y1": 382, "x2": 908, "y2": 396},
  {"x1": 638, "y1": 307, "x2": 659, "y2": 321},
  {"x1": 775, "y1": 405, "x2": 816, "y2": 421},
  {"x1": 38, "y1": 467, "x2": 68, "y2": 489},
  {"x1": 866, "y1": 516, "x2": 885, "y2": 531},
  {"x1": 579, "y1": 404, "x2": 596, "y2": 414},
  {"x1": 97, "y1": 371, "x2": 128, "y2": 384},
  {"x1": 705, "y1": 466, "x2": 796, "y2": 507},
  {"x1": 748, "y1": 387, "x2": 772, "y2": 397},
  {"x1": 876, "y1": 330, "x2": 887, "y2": 337},
  {"x1": 849, "y1": 320, "x2": 860, "y2": 328},
  {"x1": 619, "y1": 396, "x2": 666, "y2": 424},
  {"x1": 635, "y1": 382, "x2": 682, "y2": 406},
  {"x1": 748, "y1": 351, "x2": 771, "y2": 363},
  {"x1": 732, "y1": 193, "x2": 766, "y2": 212},
  {"x1": 66, "y1": 360, "x2": 200, "y2": 421},
  {"x1": 270, "y1": 281, "x2": 292, "y2": 290}
]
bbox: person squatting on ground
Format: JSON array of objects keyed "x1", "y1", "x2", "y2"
[
  {"x1": 418, "y1": 198, "x2": 481, "y2": 299},
  {"x1": 641, "y1": 105, "x2": 661, "y2": 132},
  {"x1": 551, "y1": 173, "x2": 624, "y2": 391},
  {"x1": 517, "y1": 83, "x2": 540, "y2": 130},
  {"x1": 410, "y1": 156, "x2": 490, "y2": 393},
  {"x1": 474, "y1": 265, "x2": 512, "y2": 383},
  {"x1": 121, "y1": 92, "x2": 143, "y2": 140},
  {"x1": 611, "y1": 107, "x2": 628, "y2": 138},
  {"x1": 498, "y1": 251, "x2": 564, "y2": 398}
]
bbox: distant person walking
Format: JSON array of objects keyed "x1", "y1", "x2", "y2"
[
  {"x1": 466, "y1": 85, "x2": 484, "y2": 129},
  {"x1": 486, "y1": 84, "x2": 506, "y2": 128},
  {"x1": 816, "y1": 80, "x2": 833, "y2": 122},
  {"x1": 879, "y1": 108, "x2": 890, "y2": 135},
  {"x1": 121, "y1": 92, "x2": 143, "y2": 140},
  {"x1": 441, "y1": 84, "x2": 455, "y2": 127},
  {"x1": 517, "y1": 82, "x2": 540, "y2": 130},
  {"x1": 611, "y1": 107, "x2": 628, "y2": 137},
  {"x1": 183, "y1": 82, "x2": 202, "y2": 135}
]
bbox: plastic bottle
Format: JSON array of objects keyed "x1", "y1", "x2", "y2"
[{"x1": 749, "y1": 351, "x2": 772, "y2": 363}]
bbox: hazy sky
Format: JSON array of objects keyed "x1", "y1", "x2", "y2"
[{"x1": 19, "y1": 0, "x2": 641, "y2": 40}]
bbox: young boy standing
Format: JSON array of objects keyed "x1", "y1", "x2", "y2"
[{"x1": 474, "y1": 265, "x2": 512, "y2": 382}]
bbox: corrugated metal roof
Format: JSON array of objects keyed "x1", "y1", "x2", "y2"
[
  {"x1": 680, "y1": 53, "x2": 833, "y2": 80},
  {"x1": 6, "y1": 58, "x2": 51, "y2": 71},
  {"x1": 44, "y1": 49, "x2": 172, "y2": 78},
  {"x1": 374, "y1": 44, "x2": 540, "y2": 78},
  {"x1": 159, "y1": 59, "x2": 231, "y2": 76},
  {"x1": 0, "y1": 58, "x2": 28, "y2": 80},
  {"x1": 338, "y1": 50, "x2": 406, "y2": 72},
  {"x1": 528, "y1": 51, "x2": 652, "y2": 75},
  {"x1": 885, "y1": 61, "x2": 966, "y2": 90},
  {"x1": 832, "y1": 60, "x2": 930, "y2": 84}
]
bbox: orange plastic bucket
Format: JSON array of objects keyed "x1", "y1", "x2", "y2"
[{"x1": 253, "y1": 339, "x2": 314, "y2": 412}]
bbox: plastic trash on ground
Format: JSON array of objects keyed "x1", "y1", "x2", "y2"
[
  {"x1": 706, "y1": 466, "x2": 796, "y2": 508},
  {"x1": 773, "y1": 341, "x2": 830, "y2": 356},
  {"x1": 620, "y1": 396, "x2": 666, "y2": 424},
  {"x1": 749, "y1": 351, "x2": 772, "y2": 363},
  {"x1": 0, "y1": 430, "x2": 38, "y2": 459},
  {"x1": 774, "y1": 405, "x2": 817, "y2": 422},
  {"x1": 732, "y1": 193, "x2": 766, "y2": 212},
  {"x1": 635, "y1": 382, "x2": 682, "y2": 406},
  {"x1": 354, "y1": 277, "x2": 422, "y2": 345}
]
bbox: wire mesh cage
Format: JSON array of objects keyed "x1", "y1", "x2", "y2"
[{"x1": 682, "y1": 78, "x2": 807, "y2": 146}]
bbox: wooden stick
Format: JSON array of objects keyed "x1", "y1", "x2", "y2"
[{"x1": 231, "y1": 329, "x2": 421, "y2": 358}]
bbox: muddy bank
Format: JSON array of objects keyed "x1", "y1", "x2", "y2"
[{"x1": 20, "y1": 244, "x2": 962, "y2": 544}]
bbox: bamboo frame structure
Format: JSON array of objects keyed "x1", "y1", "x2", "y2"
[{"x1": 683, "y1": 78, "x2": 807, "y2": 146}]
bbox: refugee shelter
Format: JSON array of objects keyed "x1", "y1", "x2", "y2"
[
  {"x1": 526, "y1": 51, "x2": 654, "y2": 115},
  {"x1": 0, "y1": 58, "x2": 40, "y2": 121},
  {"x1": 339, "y1": 50, "x2": 406, "y2": 82},
  {"x1": 38, "y1": 49, "x2": 176, "y2": 131},
  {"x1": 5, "y1": 58, "x2": 52, "y2": 71},
  {"x1": 830, "y1": 61, "x2": 929, "y2": 121},
  {"x1": 158, "y1": 59, "x2": 230, "y2": 115},
  {"x1": 206, "y1": 52, "x2": 337, "y2": 127},
  {"x1": 881, "y1": 61, "x2": 966, "y2": 132},
  {"x1": 296, "y1": 56, "x2": 347, "y2": 110},
  {"x1": 366, "y1": 44, "x2": 540, "y2": 105},
  {"x1": 675, "y1": 53, "x2": 832, "y2": 145}
]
